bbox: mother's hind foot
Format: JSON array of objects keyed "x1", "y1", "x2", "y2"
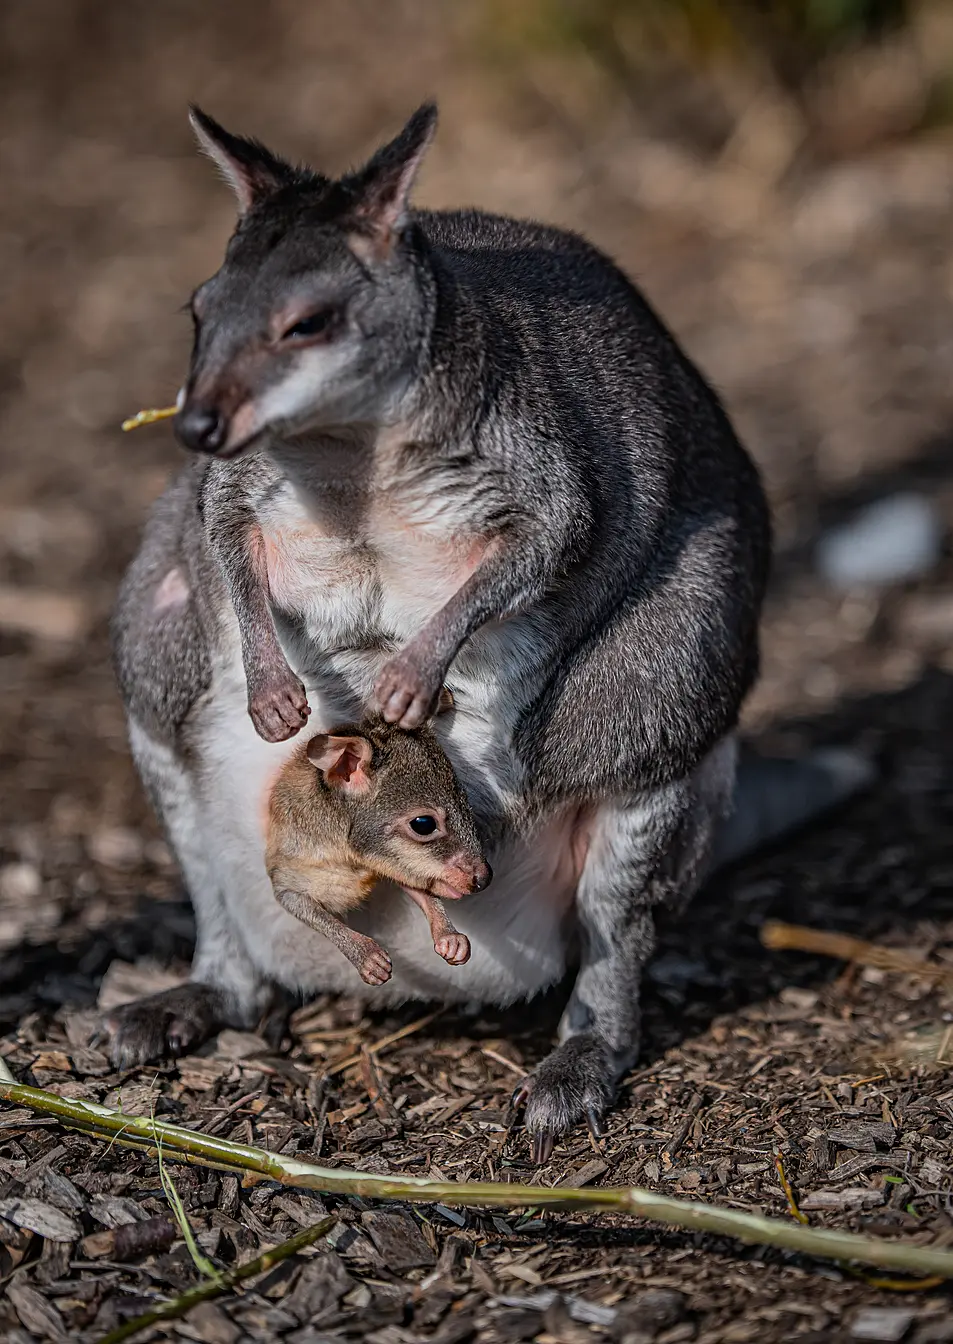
[
  {"x1": 512, "y1": 1033, "x2": 615, "y2": 1165},
  {"x1": 98, "y1": 983, "x2": 236, "y2": 1070}
]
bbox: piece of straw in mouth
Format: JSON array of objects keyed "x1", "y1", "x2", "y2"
[{"x1": 121, "y1": 406, "x2": 178, "y2": 432}]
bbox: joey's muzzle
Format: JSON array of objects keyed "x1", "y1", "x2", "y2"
[
  {"x1": 435, "y1": 855, "x2": 493, "y2": 901},
  {"x1": 175, "y1": 403, "x2": 227, "y2": 454}
]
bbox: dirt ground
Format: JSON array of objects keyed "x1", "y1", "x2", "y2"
[{"x1": 3, "y1": 3, "x2": 953, "y2": 1342}]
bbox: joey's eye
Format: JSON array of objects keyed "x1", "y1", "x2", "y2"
[
  {"x1": 281, "y1": 309, "x2": 338, "y2": 341},
  {"x1": 409, "y1": 815, "x2": 438, "y2": 837}
]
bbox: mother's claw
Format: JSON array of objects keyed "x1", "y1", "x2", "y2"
[
  {"x1": 509, "y1": 1033, "x2": 615, "y2": 1164},
  {"x1": 532, "y1": 1129, "x2": 556, "y2": 1166},
  {"x1": 508, "y1": 1075, "x2": 558, "y2": 1166}
]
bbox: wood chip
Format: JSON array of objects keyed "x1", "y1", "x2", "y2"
[
  {"x1": 433, "y1": 1095, "x2": 472, "y2": 1125},
  {"x1": 178, "y1": 1056, "x2": 232, "y2": 1090},
  {"x1": 282, "y1": 1250, "x2": 353, "y2": 1323},
  {"x1": 362, "y1": 1210, "x2": 436, "y2": 1272},
  {"x1": 826, "y1": 1121, "x2": 896, "y2": 1152},
  {"x1": 185, "y1": 1301, "x2": 241, "y2": 1344},
  {"x1": 89, "y1": 1193, "x2": 149, "y2": 1228},
  {"x1": 850, "y1": 1307, "x2": 915, "y2": 1341},
  {"x1": 28, "y1": 1169, "x2": 86, "y2": 1216},
  {"x1": 559, "y1": 1159, "x2": 608, "y2": 1187},
  {"x1": 96, "y1": 959, "x2": 184, "y2": 1011},
  {"x1": 214, "y1": 1029, "x2": 271, "y2": 1060},
  {"x1": 919, "y1": 1156, "x2": 946, "y2": 1186},
  {"x1": 31, "y1": 1050, "x2": 71, "y2": 1073},
  {"x1": 799, "y1": 1187, "x2": 885, "y2": 1211},
  {"x1": 0, "y1": 1197, "x2": 80, "y2": 1241},
  {"x1": 7, "y1": 1280, "x2": 67, "y2": 1340},
  {"x1": 327, "y1": 1009, "x2": 443, "y2": 1075}
]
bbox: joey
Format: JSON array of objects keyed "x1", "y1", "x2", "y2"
[{"x1": 266, "y1": 703, "x2": 491, "y2": 986}]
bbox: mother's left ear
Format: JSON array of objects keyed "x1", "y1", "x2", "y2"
[{"x1": 341, "y1": 101, "x2": 438, "y2": 259}]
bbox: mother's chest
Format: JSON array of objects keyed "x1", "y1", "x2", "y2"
[{"x1": 258, "y1": 483, "x2": 486, "y2": 639}]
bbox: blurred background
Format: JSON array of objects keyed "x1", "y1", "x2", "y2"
[{"x1": 3, "y1": 0, "x2": 953, "y2": 1012}]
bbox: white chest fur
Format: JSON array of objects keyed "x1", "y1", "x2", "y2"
[{"x1": 258, "y1": 430, "x2": 493, "y2": 647}]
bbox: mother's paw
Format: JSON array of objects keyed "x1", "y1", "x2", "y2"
[
  {"x1": 374, "y1": 649, "x2": 441, "y2": 729},
  {"x1": 512, "y1": 1033, "x2": 614, "y2": 1165}
]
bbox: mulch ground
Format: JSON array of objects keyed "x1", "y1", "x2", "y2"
[{"x1": 3, "y1": 4, "x2": 953, "y2": 1341}]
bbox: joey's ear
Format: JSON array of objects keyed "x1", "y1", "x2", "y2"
[
  {"x1": 306, "y1": 734, "x2": 374, "y2": 794},
  {"x1": 343, "y1": 102, "x2": 437, "y2": 257},
  {"x1": 189, "y1": 105, "x2": 297, "y2": 215}
]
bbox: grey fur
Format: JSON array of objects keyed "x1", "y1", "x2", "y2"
[{"x1": 108, "y1": 104, "x2": 863, "y2": 1149}]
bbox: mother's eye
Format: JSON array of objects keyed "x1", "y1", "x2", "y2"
[
  {"x1": 281, "y1": 308, "x2": 339, "y2": 341},
  {"x1": 408, "y1": 815, "x2": 438, "y2": 838}
]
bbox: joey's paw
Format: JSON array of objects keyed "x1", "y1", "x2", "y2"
[
  {"x1": 356, "y1": 944, "x2": 393, "y2": 986},
  {"x1": 248, "y1": 672, "x2": 310, "y2": 742},
  {"x1": 512, "y1": 1034, "x2": 613, "y2": 1165},
  {"x1": 434, "y1": 932, "x2": 470, "y2": 966},
  {"x1": 99, "y1": 985, "x2": 225, "y2": 1071},
  {"x1": 374, "y1": 651, "x2": 441, "y2": 730}
]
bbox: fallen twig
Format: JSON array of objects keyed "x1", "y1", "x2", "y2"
[
  {"x1": 3, "y1": 1080, "x2": 953, "y2": 1279},
  {"x1": 774, "y1": 1148, "x2": 808, "y2": 1225},
  {"x1": 481, "y1": 1046, "x2": 525, "y2": 1077},
  {"x1": 359, "y1": 1046, "x2": 394, "y2": 1122},
  {"x1": 848, "y1": 1270, "x2": 947, "y2": 1292},
  {"x1": 662, "y1": 1091, "x2": 706, "y2": 1166},
  {"x1": 96, "y1": 1214, "x2": 335, "y2": 1344},
  {"x1": 761, "y1": 920, "x2": 953, "y2": 982},
  {"x1": 324, "y1": 1008, "x2": 442, "y2": 1076}
]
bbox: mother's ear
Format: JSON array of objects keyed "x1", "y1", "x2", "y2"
[
  {"x1": 342, "y1": 101, "x2": 437, "y2": 260},
  {"x1": 306, "y1": 734, "x2": 374, "y2": 794},
  {"x1": 189, "y1": 105, "x2": 300, "y2": 215}
]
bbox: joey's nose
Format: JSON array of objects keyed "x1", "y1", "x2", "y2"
[
  {"x1": 471, "y1": 860, "x2": 492, "y2": 892},
  {"x1": 439, "y1": 854, "x2": 493, "y2": 899},
  {"x1": 175, "y1": 405, "x2": 226, "y2": 454}
]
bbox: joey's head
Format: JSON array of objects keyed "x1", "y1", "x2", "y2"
[
  {"x1": 305, "y1": 718, "x2": 492, "y2": 902},
  {"x1": 175, "y1": 103, "x2": 438, "y2": 458}
]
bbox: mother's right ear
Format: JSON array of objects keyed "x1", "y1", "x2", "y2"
[{"x1": 189, "y1": 105, "x2": 304, "y2": 215}]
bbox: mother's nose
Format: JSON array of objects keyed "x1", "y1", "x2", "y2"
[{"x1": 175, "y1": 403, "x2": 226, "y2": 454}]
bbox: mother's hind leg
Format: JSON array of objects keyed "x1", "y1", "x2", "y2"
[
  {"x1": 101, "y1": 724, "x2": 273, "y2": 1069},
  {"x1": 517, "y1": 737, "x2": 736, "y2": 1162}
]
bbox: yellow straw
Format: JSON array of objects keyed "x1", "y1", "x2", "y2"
[{"x1": 121, "y1": 406, "x2": 178, "y2": 432}]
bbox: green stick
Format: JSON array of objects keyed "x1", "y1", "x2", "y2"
[
  {"x1": 2, "y1": 1080, "x2": 951, "y2": 1280},
  {"x1": 95, "y1": 1215, "x2": 335, "y2": 1344}
]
